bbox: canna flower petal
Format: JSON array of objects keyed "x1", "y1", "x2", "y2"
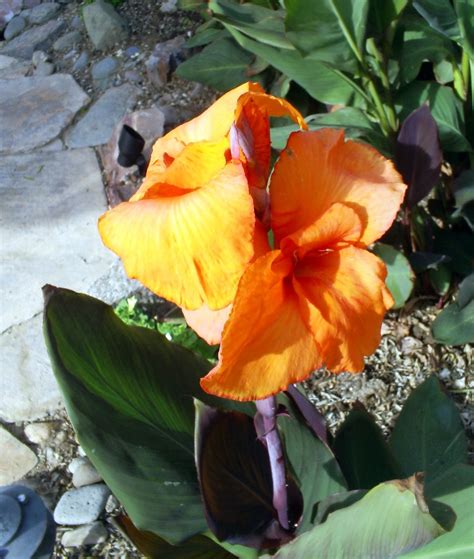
[
  {"x1": 270, "y1": 129, "x2": 406, "y2": 246},
  {"x1": 183, "y1": 219, "x2": 271, "y2": 344},
  {"x1": 294, "y1": 246, "x2": 393, "y2": 372},
  {"x1": 200, "y1": 251, "x2": 322, "y2": 401},
  {"x1": 99, "y1": 162, "x2": 255, "y2": 310}
]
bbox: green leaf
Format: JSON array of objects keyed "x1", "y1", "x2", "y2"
[
  {"x1": 43, "y1": 287, "x2": 249, "y2": 544},
  {"x1": 455, "y1": 0, "x2": 474, "y2": 59},
  {"x1": 428, "y1": 264, "x2": 452, "y2": 296},
  {"x1": 284, "y1": 0, "x2": 368, "y2": 71},
  {"x1": 115, "y1": 515, "x2": 242, "y2": 559},
  {"x1": 433, "y1": 229, "x2": 474, "y2": 276},
  {"x1": 224, "y1": 26, "x2": 365, "y2": 105},
  {"x1": 185, "y1": 26, "x2": 230, "y2": 48},
  {"x1": 372, "y1": 243, "x2": 415, "y2": 308},
  {"x1": 396, "y1": 81, "x2": 472, "y2": 152},
  {"x1": 453, "y1": 170, "x2": 474, "y2": 229},
  {"x1": 194, "y1": 401, "x2": 302, "y2": 547},
  {"x1": 176, "y1": 38, "x2": 255, "y2": 91},
  {"x1": 333, "y1": 405, "x2": 401, "y2": 490},
  {"x1": 277, "y1": 397, "x2": 347, "y2": 534},
  {"x1": 270, "y1": 108, "x2": 389, "y2": 153},
  {"x1": 401, "y1": 464, "x2": 474, "y2": 558},
  {"x1": 264, "y1": 478, "x2": 445, "y2": 559},
  {"x1": 412, "y1": 0, "x2": 462, "y2": 43},
  {"x1": 311, "y1": 490, "x2": 366, "y2": 526},
  {"x1": 390, "y1": 376, "x2": 468, "y2": 481},
  {"x1": 209, "y1": 0, "x2": 291, "y2": 49},
  {"x1": 368, "y1": 0, "x2": 408, "y2": 32},
  {"x1": 431, "y1": 273, "x2": 474, "y2": 345}
]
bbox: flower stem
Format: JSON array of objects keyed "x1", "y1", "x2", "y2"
[{"x1": 255, "y1": 396, "x2": 289, "y2": 531}]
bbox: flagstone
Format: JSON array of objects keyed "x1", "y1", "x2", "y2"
[{"x1": 0, "y1": 18, "x2": 65, "y2": 59}]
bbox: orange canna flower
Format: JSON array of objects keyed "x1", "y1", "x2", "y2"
[
  {"x1": 201, "y1": 129, "x2": 407, "y2": 401},
  {"x1": 98, "y1": 83, "x2": 305, "y2": 311}
]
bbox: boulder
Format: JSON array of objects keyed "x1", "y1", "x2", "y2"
[{"x1": 83, "y1": 0, "x2": 127, "y2": 51}]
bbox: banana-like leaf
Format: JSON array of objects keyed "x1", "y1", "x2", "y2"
[
  {"x1": 43, "y1": 286, "x2": 251, "y2": 544},
  {"x1": 372, "y1": 244, "x2": 415, "y2": 308},
  {"x1": 262, "y1": 477, "x2": 445, "y2": 558},
  {"x1": 390, "y1": 376, "x2": 468, "y2": 482}
]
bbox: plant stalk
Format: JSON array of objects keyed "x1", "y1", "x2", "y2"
[{"x1": 255, "y1": 396, "x2": 289, "y2": 531}]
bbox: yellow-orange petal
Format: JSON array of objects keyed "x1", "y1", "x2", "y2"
[
  {"x1": 98, "y1": 162, "x2": 255, "y2": 310},
  {"x1": 200, "y1": 251, "x2": 321, "y2": 401},
  {"x1": 235, "y1": 91, "x2": 307, "y2": 130},
  {"x1": 294, "y1": 246, "x2": 393, "y2": 373},
  {"x1": 270, "y1": 129, "x2": 406, "y2": 246},
  {"x1": 182, "y1": 304, "x2": 232, "y2": 346},
  {"x1": 182, "y1": 219, "x2": 270, "y2": 344}
]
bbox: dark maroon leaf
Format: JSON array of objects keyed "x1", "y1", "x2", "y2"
[
  {"x1": 285, "y1": 385, "x2": 328, "y2": 445},
  {"x1": 195, "y1": 401, "x2": 301, "y2": 549},
  {"x1": 396, "y1": 104, "x2": 442, "y2": 208}
]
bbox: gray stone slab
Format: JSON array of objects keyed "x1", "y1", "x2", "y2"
[
  {"x1": 0, "y1": 314, "x2": 63, "y2": 422},
  {"x1": 0, "y1": 54, "x2": 31, "y2": 78},
  {"x1": 0, "y1": 426, "x2": 38, "y2": 484},
  {"x1": 64, "y1": 84, "x2": 139, "y2": 148},
  {"x1": 0, "y1": 74, "x2": 90, "y2": 154},
  {"x1": 0, "y1": 148, "x2": 114, "y2": 333},
  {"x1": 0, "y1": 18, "x2": 66, "y2": 59}
]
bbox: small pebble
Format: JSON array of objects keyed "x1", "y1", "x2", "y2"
[
  {"x1": 91, "y1": 56, "x2": 118, "y2": 89},
  {"x1": 44, "y1": 446, "x2": 60, "y2": 466},
  {"x1": 72, "y1": 51, "x2": 89, "y2": 71},
  {"x1": 72, "y1": 458, "x2": 102, "y2": 488},
  {"x1": 438, "y1": 368, "x2": 451, "y2": 380},
  {"x1": 28, "y1": 2, "x2": 60, "y2": 25},
  {"x1": 33, "y1": 61, "x2": 55, "y2": 76},
  {"x1": 61, "y1": 521, "x2": 108, "y2": 547},
  {"x1": 71, "y1": 15, "x2": 82, "y2": 29},
  {"x1": 401, "y1": 336, "x2": 423, "y2": 355},
  {"x1": 32, "y1": 50, "x2": 48, "y2": 65},
  {"x1": 24, "y1": 422, "x2": 53, "y2": 445},
  {"x1": 105, "y1": 494, "x2": 119, "y2": 514},
  {"x1": 53, "y1": 30, "x2": 81, "y2": 52},
  {"x1": 54, "y1": 484, "x2": 111, "y2": 525},
  {"x1": 453, "y1": 377, "x2": 466, "y2": 390},
  {"x1": 68, "y1": 456, "x2": 88, "y2": 474},
  {"x1": 125, "y1": 46, "x2": 140, "y2": 58}
]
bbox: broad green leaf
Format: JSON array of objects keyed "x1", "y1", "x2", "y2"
[
  {"x1": 185, "y1": 27, "x2": 230, "y2": 48},
  {"x1": 401, "y1": 464, "x2": 474, "y2": 558},
  {"x1": 194, "y1": 401, "x2": 302, "y2": 546},
  {"x1": 176, "y1": 38, "x2": 255, "y2": 91},
  {"x1": 433, "y1": 59, "x2": 454, "y2": 84},
  {"x1": 396, "y1": 81, "x2": 472, "y2": 152},
  {"x1": 209, "y1": 0, "x2": 291, "y2": 49},
  {"x1": 412, "y1": 0, "x2": 462, "y2": 43},
  {"x1": 43, "y1": 287, "x2": 250, "y2": 544},
  {"x1": 333, "y1": 405, "x2": 401, "y2": 490},
  {"x1": 408, "y1": 252, "x2": 450, "y2": 273},
  {"x1": 284, "y1": 0, "x2": 368, "y2": 72},
  {"x1": 270, "y1": 108, "x2": 389, "y2": 153},
  {"x1": 368, "y1": 0, "x2": 408, "y2": 32},
  {"x1": 115, "y1": 515, "x2": 242, "y2": 559},
  {"x1": 178, "y1": 0, "x2": 208, "y2": 10},
  {"x1": 277, "y1": 397, "x2": 347, "y2": 534},
  {"x1": 264, "y1": 478, "x2": 445, "y2": 559},
  {"x1": 455, "y1": 0, "x2": 474, "y2": 59},
  {"x1": 433, "y1": 229, "x2": 474, "y2": 276},
  {"x1": 311, "y1": 490, "x2": 366, "y2": 526},
  {"x1": 431, "y1": 273, "x2": 474, "y2": 345},
  {"x1": 390, "y1": 376, "x2": 468, "y2": 481},
  {"x1": 453, "y1": 170, "x2": 474, "y2": 229},
  {"x1": 428, "y1": 264, "x2": 452, "y2": 296},
  {"x1": 372, "y1": 244, "x2": 415, "y2": 308},
  {"x1": 224, "y1": 25, "x2": 365, "y2": 105}
]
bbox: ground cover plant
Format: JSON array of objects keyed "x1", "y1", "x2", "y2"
[
  {"x1": 44, "y1": 80, "x2": 473, "y2": 557},
  {"x1": 177, "y1": 0, "x2": 474, "y2": 343}
]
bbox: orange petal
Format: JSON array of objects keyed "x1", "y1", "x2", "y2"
[
  {"x1": 235, "y1": 91, "x2": 307, "y2": 130},
  {"x1": 280, "y1": 202, "x2": 364, "y2": 259},
  {"x1": 294, "y1": 246, "x2": 393, "y2": 373},
  {"x1": 182, "y1": 304, "x2": 232, "y2": 346},
  {"x1": 182, "y1": 219, "x2": 271, "y2": 345},
  {"x1": 270, "y1": 129, "x2": 406, "y2": 246},
  {"x1": 98, "y1": 162, "x2": 255, "y2": 310},
  {"x1": 201, "y1": 251, "x2": 321, "y2": 401}
]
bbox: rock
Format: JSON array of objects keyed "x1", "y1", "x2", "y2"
[
  {"x1": 53, "y1": 30, "x2": 81, "y2": 52},
  {"x1": 438, "y1": 368, "x2": 451, "y2": 380},
  {"x1": 71, "y1": 15, "x2": 82, "y2": 29},
  {"x1": 98, "y1": 107, "x2": 165, "y2": 195},
  {"x1": 28, "y1": 2, "x2": 60, "y2": 25},
  {"x1": 4, "y1": 15, "x2": 26, "y2": 41},
  {"x1": 0, "y1": 427, "x2": 37, "y2": 485},
  {"x1": 105, "y1": 494, "x2": 119, "y2": 513},
  {"x1": 401, "y1": 336, "x2": 423, "y2": 355},
  {"x1": 0, "y1": 55, "x2": 31, "y2": 79},
  {"x1": 65, "y1": 83, "x2": 139, "y2": 148},
  {"x1": 0, "y1": 19, "x2": 66, "y2": 59},
  {"x1": 0, "y1": 149, "x2": 114, "y2": 421},
  {"x1": 124, "y1": 69, "x2": 141, "y2": 83},
  {"x1": 23, "y1": 0, "x2": 42, "y2": 8},
  {"x1": 54, "y1": 485, "x2": 111, "y2": 525},
  {"x1": 33, "y1": 60, "x2": 54, "y2": 75},
  {"x1": 453, "y1": 377, "x2": 466, "y2": 390},
  {"x1": 0, "y1": 74, "x2": 89, "y2": 154},
  {"x1": 68, "y1": 456, "x2": 88, "y2": 475},
  {"x1": 160, "y1": 0, "x2": 178, "y2": 13},
  {"x1": 37, "y1": 137, "x2": 64, "y2": 151},
  {"x1": 145, "y1": 35, "x2": 185, "y2": 88},
  {"x1": 72, "y1": 458, "x2": 102, "y2": 488},
  {"x1": 32, "y1": 49, "x2": 48, "y2": 65},
  {"x1": 91, "y1": 55, "x2": 118, "y2": 89},
  {"x1": 0, "y1": 0, "x2": 22, "y2": 31},
  {"x1": 72, "y1": 50, "x2": 89, "y2": 71},
  {"x1": 83, "y1": 0, "x2": 127, "y2": 51},
  {"x1": 44, "y1": 446, "x2": 60, "y2": 467},
  {"x1": 125, "y1": 45, "x2": 140, "y2": 58},
  {"x1": 61, "y1": 521, "x2": 108, "y2": 547},
  {"x1": 25, "y1": 422, "x2": 54, "y2": 445}
]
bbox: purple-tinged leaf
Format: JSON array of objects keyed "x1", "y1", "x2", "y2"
[
  {"x1": 285, "y1": 385, "x2": 328, "y2": 445},
  {"x1": 396, "y1": 105, "x2": 442, "y2": 208},
  {"x1": 194, "y1": 401, "x2": 301, "y2": 549}
]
